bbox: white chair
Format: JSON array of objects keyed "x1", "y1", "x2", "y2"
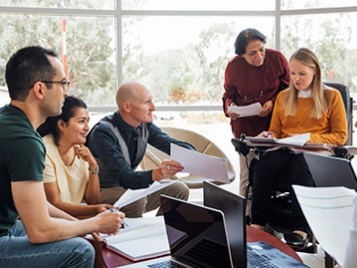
[{"x1": 139, "y1": 126, "x2": 236, "y2": 188}]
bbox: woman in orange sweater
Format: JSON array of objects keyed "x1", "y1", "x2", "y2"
[{"x1": 251, "y1": 47, "x2": 347, "y2": 249}]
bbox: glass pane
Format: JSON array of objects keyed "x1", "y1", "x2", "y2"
[
  {"x1": 1, "y1": 0, "x2": 115, "y2": 9},
  {"x1": 122, "y1": 0, "x2": 275, "y2": 11},
  {"x1": 0, "y1": 14, "x2": 116, "y2": 106},
  {"x1": 122, "y1": 16, "x2": 275, "y2": 105},
  {"x1": 281, "y1": 0, "x2": 357, "y2": 10},
  {"x1": 281, "y1": 12, "x2": 357, "y2": 96}
]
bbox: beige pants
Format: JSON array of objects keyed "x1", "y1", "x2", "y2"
[{"x1": 99, "y1": 180, "x2": 189, "y2": 218}]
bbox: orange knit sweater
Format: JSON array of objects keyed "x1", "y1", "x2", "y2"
[{"x1": 269, "y1": 88, "x2": 347, "y2": 145}]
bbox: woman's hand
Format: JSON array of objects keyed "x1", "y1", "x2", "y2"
[
  {"x1": 74, "y1": 144, "x2": 97, "y2": 167},
  {"x1": 258, "y1": 100, "x2": 273, "y2": 117},
  {"x1": 257, "y1": 131, "x2": 273, "y2": 138},
  {"x1": 228, "y1": 103, "x2": 239, "y2": 120}
]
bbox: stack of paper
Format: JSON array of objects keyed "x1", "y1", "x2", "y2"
[{"x1": 246, "y1": 133, "x2": 310, "y2": 146}]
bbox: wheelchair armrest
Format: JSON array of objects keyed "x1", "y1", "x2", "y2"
[
  {"x1": 333, "y1": 146, "x2": 355, "y2": 160},
  {"x1": 231, "y1": 137, "x2": 251, "y2": 156}
]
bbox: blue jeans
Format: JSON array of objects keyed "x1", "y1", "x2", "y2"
[{"x1": 0, "y1": 220, "x2": 95, "y2": 268}]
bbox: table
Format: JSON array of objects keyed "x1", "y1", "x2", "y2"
[{"x1": 89, "y1": 225, "x2": 303, "y2": 268}]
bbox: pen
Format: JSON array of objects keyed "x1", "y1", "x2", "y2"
[{"x1": 110, "y1": 207, "x2": 129, "y2": 228}]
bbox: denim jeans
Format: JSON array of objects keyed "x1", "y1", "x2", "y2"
[{"x1": 0, "y1": 220, "x2": 95, "y2": 268}]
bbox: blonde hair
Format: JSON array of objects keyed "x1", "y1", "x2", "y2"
[{"x1": 284, "y1": 48, "x2": 329, "y2": 119}]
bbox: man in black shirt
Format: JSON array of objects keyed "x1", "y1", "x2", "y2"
[{"x1": 87, "y1": 82, "x2": 194, "y2": 217}]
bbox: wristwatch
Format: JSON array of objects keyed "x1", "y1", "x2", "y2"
[{"x1": 89, "y1": 165, "x2": 99, "y2": 174}]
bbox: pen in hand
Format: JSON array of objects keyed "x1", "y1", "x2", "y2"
[{"x1": 109, "y1": 207, "x2": 129, "y2": 228}]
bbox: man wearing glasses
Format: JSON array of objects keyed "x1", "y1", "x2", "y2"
[{"x1": 0, "y1": 46, "x2": 124, "y2": 267}]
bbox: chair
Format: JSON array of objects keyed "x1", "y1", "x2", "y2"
[
  {"x1": 231, "y1": 82, "x2": 353, "y2": 263},
  {"x1": 139, "y1": 126, "x2": 236, "y2": 188}
]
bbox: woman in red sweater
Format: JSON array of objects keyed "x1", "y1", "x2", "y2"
[{"x1": 222, "y1": 28, "x2": 290, "y2": 199}]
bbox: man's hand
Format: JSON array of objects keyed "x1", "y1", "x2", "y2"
[
  {"x1": 152, "y1": 159, "x2": 184, "y2": 181},
  {"x1": 94, "y1": 209, "x2": 125, "y2": 235}
]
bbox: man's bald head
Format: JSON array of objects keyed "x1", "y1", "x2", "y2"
[{"x1": 116, "y1": 82, "x2": 146, "y2": 109}]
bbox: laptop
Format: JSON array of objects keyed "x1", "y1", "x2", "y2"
[
  {"x1": 203, "y1": 180, "x2": 309, "y2": 268},
  {"x1": 303, "y1": 152, "x2": 357, "y2": 190},
  {"x1": 121, "y1": 194, "x2": 234, "y2": 268}
]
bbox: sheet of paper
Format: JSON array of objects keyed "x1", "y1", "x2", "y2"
[
  {"x1": 228, "y1": 102, "x2": 263, "y2": 117},
  {"x1": 246, "y1": 133, "x2": 310, "y2": 147},
  {"x1": 104, "y1": 216, "x2": 170, "y2": 261},
  {"x1": 276, "y1": 133, "x2": 310, "y2": 146},
  {"x1": 170, "y1": 143, "x2": 229, "y2": 183},
  {"x1": 293, "y1": 185, "x2": 356, "y2": 266},
  {"x1": 114, "y1": 181, "x2": 174, "y2": 208}
]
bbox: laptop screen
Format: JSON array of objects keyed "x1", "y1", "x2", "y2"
[
  {"x1": 304, "y1": 152, "x2": 357, "y2": 190},
  {"x1": 160, "y1": 195, "x2": 233, "y2": 268},
  {"x1": 203, "y1": 181, "x2": 247, "y2": 268}
]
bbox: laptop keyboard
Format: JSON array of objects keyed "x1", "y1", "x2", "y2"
[
  {"x1": 247, "y1": 250, "x2": 277, "y2": 268},
  {"x1": 148, "y1": 238, "x2": 230, "y2": 268},
  {"x1": 185, "y1": 238, "x2": 231, "y2": 267},
  {"x1": 148, "y1": 260, "x2": 186, "y2": 268}
]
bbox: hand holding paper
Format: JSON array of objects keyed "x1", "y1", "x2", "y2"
[
  {"x1": 228, "y1": 102, "x2": 263, "y2": 118},
  {"x1": 170, "y1": 143, "x2": 229, "y2": 183}
]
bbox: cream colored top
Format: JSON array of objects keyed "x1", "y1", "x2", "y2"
[{"x1": 43, "y1": 135, "x2": 90, "y2": 204}]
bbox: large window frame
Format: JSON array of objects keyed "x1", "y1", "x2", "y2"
[{"x1": 1, "y1": 1, "x2": 357, "y2": 113}]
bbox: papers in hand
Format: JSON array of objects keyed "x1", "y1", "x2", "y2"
[
  {"x1": 170, "y1": 143, "x2": 230, "y2": 183},
  {"x1": 293, "y1": 185, "x2": 356, "y2": 266},
  {"x1": 114, "y1": 181, "x2": 174, "y2": 208},
  {"x1": 246, "y1": 133, "x2": 310, "y2": 146},
  {"x1": 228, "y1": 102, "x2": 263, "y2": 117},
  {"x1": 103, "y1": 216, "x2": 170, "y2": 261}
]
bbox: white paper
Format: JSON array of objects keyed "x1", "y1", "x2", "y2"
[
  {"x1": 293, "y1": 185, "x2": 356, "y2": 266},
  {"x1": 228, "y1": 102, "x2": 263, "y2": 117},
  {"x1": 170, "y1": 143, "x2": 229, "y2": 183},
  {"x1": 114, "y1": 181, "x2": 174, "y2": 208},
  {"x1": 104, "y1": 216, "x2": 170, "y2": 261},
  {"x1": 246, "y1": 133, "x2": 310, "y2": 146},
  {"x1": 277, "y1": 133, "x2": 310, "y2": 146}
]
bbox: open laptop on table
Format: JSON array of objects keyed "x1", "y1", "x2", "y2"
[
  {"x1": 203, "y1": 180, "x2": 308, "y2": 268},
  {"x1": 303, "y1": 152, "x2": 357, "y2": 190},
  {"x1": 121, "y1": 194, "x2": 234, "y2": 268}
]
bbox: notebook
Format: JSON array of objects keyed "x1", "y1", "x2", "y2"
[
  {"x1": 203, "y1": 180, "x2": 309, "y2": 268},
  {"x1": 121, "y1": 194, "x2": 234, "y2": 268},
  {"x1": 303, "y1": 152, "x2": 357, "y2": 190}
]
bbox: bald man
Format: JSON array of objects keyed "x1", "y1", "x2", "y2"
[{"x1": 87, "y1": 82, "x2": 194, "y2": 217}]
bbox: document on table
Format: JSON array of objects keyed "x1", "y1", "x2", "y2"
[
  {"x1": 292, "y1": 185, "x2": 356, "y2": 266},
  {"x1": 113, "y1": 181, "x2": 175, "y2": 208},
  {"x1": 170, "y1": 143, "x2": 229, "y2": 183},
  {"x1": 246, "y1": 133, "x2": 311, "y2": 146},
  {"x1": 103, "y1": 216, "x2": 170, "y2": 261},
  {"x1": 228, "y1": 102, "x2": 263, "y2": 117}
]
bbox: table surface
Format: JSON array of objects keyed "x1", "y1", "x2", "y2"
[{"x1": 91, "y1": 225, "x2": 303, "y2": 268}]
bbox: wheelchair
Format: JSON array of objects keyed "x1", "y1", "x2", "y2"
[{"x1": 231, "y1": 82, "x2": 354, "y2": 267}]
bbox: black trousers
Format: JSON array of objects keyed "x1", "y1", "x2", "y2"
[{"x1": 251, "y1": 148, "x2": 313, "y2": 233}]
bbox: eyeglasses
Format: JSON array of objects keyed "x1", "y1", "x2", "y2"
[{"x1": 41, "y1": 80, "x2": 70, "y2": 93}]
